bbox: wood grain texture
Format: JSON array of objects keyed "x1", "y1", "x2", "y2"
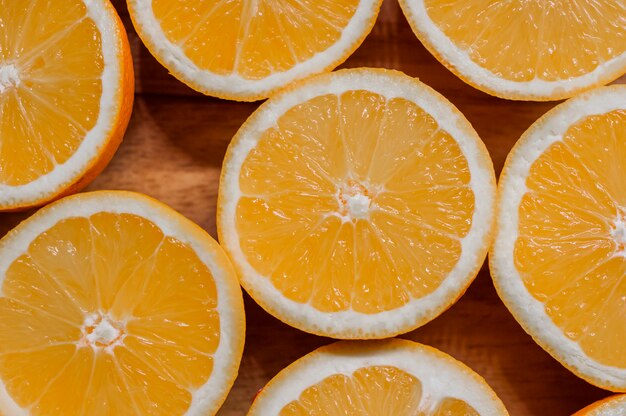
[{"x1": 2, "y1": 0, "x2": 625, "y2": 414}]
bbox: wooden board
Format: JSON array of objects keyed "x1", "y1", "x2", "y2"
[{"x1": 2, "y1": 1, "x2": 624, "y2": 414}]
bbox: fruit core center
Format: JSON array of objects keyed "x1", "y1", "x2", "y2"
[
  {"x1": 338, "y1": 182, "x2": 372, "y2": 220},
  {"x1": 0, "y1": 64, "x2": 20, "y2": 93},
  {"x1": 82, "y1": 314, "x2": 124, "y2": 348},
  {"x1": 611, "y1": 214, "x2": 626, "y2": 256}
]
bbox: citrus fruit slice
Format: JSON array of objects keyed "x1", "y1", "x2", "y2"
[
  {"x1": 491, "y1": 85, "x2": 626, "y2": 390},
  {"x1": 574, "y1": 395, "x2": 626, "y2": 416},
  {"x1": 247, "y1": 339, "x2": 508, "y2": 415},
  {"x1": 127, "y1": 0, "x2": 382, "y2": 101},
  {"x1": 399, "y1": 0, "x2": 626, "y2": 101},
  {"x1": 0, "y1": 0, "x2": 134, "y2": 211},
  {"x1": 0, "y1": 191, "x2": 245, "y2": 415},
  {"x1": 218, "y1": 68, "x2": 496, "y2": 339}
]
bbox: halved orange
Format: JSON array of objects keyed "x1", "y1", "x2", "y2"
[
  {"x1": 218, "y1": 68, "x2": 496, "y2": 339},
  {"x1": 399, "y1": 0, "x2": 626, "y2": 100},
  {"x1": 0, "y1": 0, "x2": 134, "y2": 211},
  {"x1": 127, "y1": 0, "x2": 382, "y2": 101},
  {"x1": 573, "y1": 395, "x2": 626, "y2": 416},
  {"x1": 0, "y1": 191, "x2": 245, "y2": 415},
  {"x1": 248, "y1": 339, "x2": 508, "y2": 415},
  {"x1": 491, "y1": 85, "x2": 626, "y2": 390}
]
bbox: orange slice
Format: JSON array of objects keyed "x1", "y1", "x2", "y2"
[
  {"x1": 247, "y1": 339, "x2": 508, "y2": 415},
  {"x1": 0, "y1": 191, "x2": 245, "y2": 415},
  {"x1": 574, "y1": 395, "x2": 626, "y2": 416},
  {"x1": 0, "y1": 0, "x2": 134, "y2": 211},
  {"x1": 491, "y1": 85, "x2": 626, "y2": 390},
  {"x1": 127, "y1": 0, "x2": 382, "y2": 101},
  {"x1": 399, "y1": 0, "x2": 626, "y2": 100},
  {"x1": 218, "y1": 68, "x2": 496, "y2": 338}
]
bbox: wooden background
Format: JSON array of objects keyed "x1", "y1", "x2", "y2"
[{"x1": 2, "y1": 0, "x2": 625, "y2": 414}]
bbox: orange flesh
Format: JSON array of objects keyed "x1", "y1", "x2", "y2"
[
  {"x1": 279, "y1": 365, "x2": 478, "y2": 415},
  {"x1": 0, "y1": 0, "x2": 103, "y2": 185},
  {"x1": 424, "y1": 0, "x2": 626, "y2": 82},
  {"x1": 515, "y1": 109, "x2": 626, "y2": 367},
  {"x1": 152, "y1": 0, "x2": 359, "y2": 79},
  {"x1": 236, "y1": 91, "x2": 474, "y2": 313},
  {"x1": 0, "y1": 213, "x2": 219, "y2": 415}
]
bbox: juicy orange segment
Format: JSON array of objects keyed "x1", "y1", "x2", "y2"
[
  {"x1": 491, "y1": 85, "x2": 626, "y2": 391},
  {"x1": 247, "y1": 340, "x2": 508, "y2": 416},
  {"x1": 0, "y1": 0, "x2": 133, "y2": 211},
  {"x1": 434, "y1": 398, "x2": 479, "y2": 416},
  {"x1": 237, "y1": 91, "x2": 472, "y2": 314},
  {"x1": 425, "y1": 1, "x2": 624, "y2": 82},
  {"x1": 280, "y1": 366, "x2": 479, "y2": 416},
  {"x1": 152, "y1": 0, "x2": 358, "y2": 80},
  {"x1": 1, "y1": 214, "x2": 215, "y2": 414},
  {"x1": 399, "y1": 0, "x2": 626, "y2": 100},
  {"x1": 0, "y1": 192, "x2": 245, "y2": 415},
  {"x1": 128, "y1": 0, "x2": 382, "y2": 100},
  {"x1": 219, "y1": 69, "x2": 495, "y2": 338},
  {"x1": 280, "y1": 367, "x2": 422, "y2": 415},
  {"x1": 0, "y1": 1, "x2": 102, "y2": 185},
  {"x1": 515, "y1": 109, "x2": 626, "y2": 368}
]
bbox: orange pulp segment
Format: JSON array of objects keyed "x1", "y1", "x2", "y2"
[
  {"x1": 236, "y1": 90, "x2": 474, "y2": 313},
  {"x1": 279, "y1": 365, "x2": 479, "y2": 415},
  {"x1": 424, "y1": 1, "x2": 625, "y2": 83},
  {"x1": 0, "y1": 0, "x2": 103, "y2": 185},
  {"x1": 515, "y1": 109, "x2": 626, "y2": 368},
  {"x1": 151, "y1": 0, "x2": 360, "y2": 80},
  {"x1": 0, "y1": 212, "x2": 219, "y2": 415}
]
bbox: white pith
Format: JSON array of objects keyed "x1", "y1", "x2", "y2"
[
  {"x1": 491, "y1": 86, "x2": 626, "y2": 388},
  {"x1": 335, "y1": 181, "x2": 375, "y2": 222},
  {"x1": 0, "y1": 64, "x2": 20, "y2": 93},
  {"x1": 0, "y1": 192, "x2": 245, "y2": 416},
  {"x1": 248, "y1": 340, "x2": 508, "y2": 415},
  {"x1": 584, "y1": 395, "x2": 626, "y2": 416},
  {"x1": 0, "y1": 0, "x2": 124, "y2": 208},
  {"x1": 399, "y1": 0, "x2": 626, "y2": 99},
  {"x1": 90, "y1": 319, "x2": 118, "y2": 344},
  {"x1": 610, "y1": 211, "x2": 626, "y2": 257},
  {"x1": 127, "y1": 0, "x2": 381, "y2": 99},
  {"x1": 219, "y1": 69, "x2": 496, "y2": 338},
  {"x1": 81, "y1": 313, "x2": 125, "y2": 352},
  {"x1": 346, "y1": 193, "x2": 371, "y2": 220}
]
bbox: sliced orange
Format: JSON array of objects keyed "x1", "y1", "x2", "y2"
[
  {"x1": 574, "y1": 395, "x2": 626, "y2": 416},
  {"x1": 247, "y1": 339, "x2": 508, "y2": 415},
  {"x1": 0, "y1": 0, "x2": 134, "y2": 211},
  {"x1": 399, "y1": 0, "x2": 626, "y2": 100},
  {"x1": 127, "y1": 0, "x2": 382, "y2": 101},
  {"x1": 0, "y1": 191, "x2": 245, "y2": 415},
  {"x1": 491, "y1": 85, "x2": 626, "y2": 390},
  {"x1": 218, "y1": 68, "x2": 496, "y2": 339}
]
